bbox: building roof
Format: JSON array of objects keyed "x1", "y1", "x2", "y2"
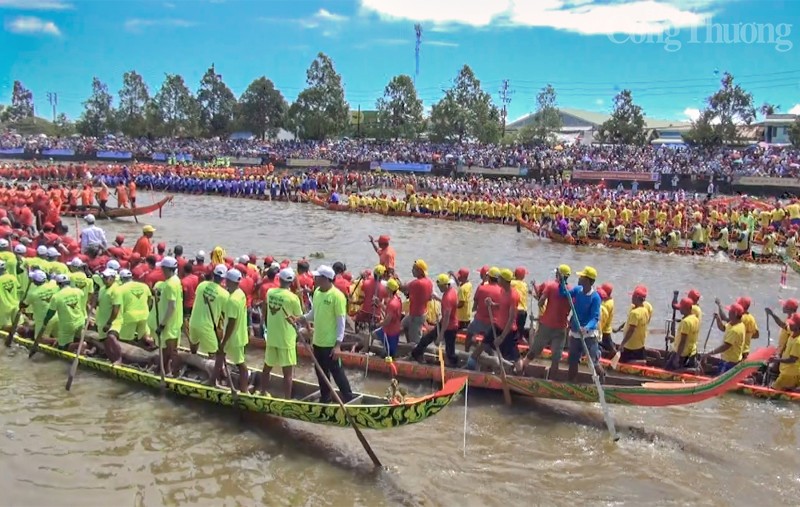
[
  {"x1": 764, "y1": 113, "x2": 798, "y2": 125},
  {"x1": 507, "y1": 107, "x2": 691, "y2": 131}
]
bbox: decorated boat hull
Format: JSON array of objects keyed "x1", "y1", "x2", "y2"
[{"x1": 62, "y1": 195, "x2": 174, "y2": 219}]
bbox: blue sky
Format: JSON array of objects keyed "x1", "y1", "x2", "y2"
[{"x1": 1, "y1": 0, "x2": 798, "y2": 125}]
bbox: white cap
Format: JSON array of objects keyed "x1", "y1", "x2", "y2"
[
  {"x1": 13, "y1": 244, "x2": 26, "y2": 254},
  {"x1": 119, "y1": 269, "x2": 132, "y2": 279},
  {"x1": 0, "y1": 239, "x2": 9, "y2": 248},
  {"x1": 101, "y1": 268, "x2": 117, "y2": 278},
  {"x1": 239, "y1": 255, "x2": 250, "y2": 263},
  {"x1": 84, "y1": 214, "x2": 95, "y2": 224},
  {"x1": 68, "y1": 258, "x2": 85, "y2": 267},
  {"x1": 29, "y1": 270, "x2": 47, "y2": 283},
  {"x1": 37, "y1": 245, "x2": 48, "y2": 256},
  {"x1": 0, "y1": 260, "x2": 5, "y2": 269},
  {"x1": 196, "y1": 250, "x2": 206, "y2": 260},
  {"x1": 46, "y1": 247, "x2": 60, "y2": 258},
  {"x1": 225, "y1": 268, "x2": 242, "y2": 282},
  {"x1": 55, "y1": 273, "x2": 70, "y2": 284},
  {"x1": 106, "y1": 259, "x2": 121, "y2": 270},
  {"x1": 279, "y1": 267, "x2": 295, "y2": 282},
  {"x1": 312, "y1": 265, "x2": 336, "y2": 280},
  {"x1": 213, "y1": 264, "x2": 228, "y2": 277},
  {"x1": 159, "y1": 256, "x2": 178, "y2": 269},
  {"x1": 269, "y1": 262, "x2": 280, "y2": 271}
]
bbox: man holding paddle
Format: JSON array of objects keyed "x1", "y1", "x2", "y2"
[
  {"x1": 520, "y1": 264, "x2": 571, "y2": 378},
  {"x1": 560, "y1": 266, "x2": 603, "y2": 382},
  {"x1": 410, "y1": 273, "x2": 459, "y2": 367},
  {"x1": 260, "y1": 267, "x2": 302, "y2": 399}
]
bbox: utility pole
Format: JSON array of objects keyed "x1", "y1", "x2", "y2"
[
  {"x1": 357, "y1": 104, "x2": 361, "y2": 138},
  {"x1": 46, "y1": 92, "x2": 57, "y2": 122},
  {"x1": 414, "y1": 24, "x2": 422, "y2": 87},
  {"x1": 498, "y1": 79, "x2": 513, "y2": 137}
]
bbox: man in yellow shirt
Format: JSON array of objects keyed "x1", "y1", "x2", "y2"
[
  {"x1": 510, "y1": 267, "x2": 529, "y2": 340},
  {"x1": 667, "y1": 298, "x2": 699, "y2": 370},
  {"x1": 704, "y1": 303, "x2": 746, "y2": 374},
  {"x1": 716, "y1": 296, "x2": 758, "y2": 359},
  {"x1": 769, "y1": 314, "x2": 800, "y2": 391},
  {"x1": 618, "y1": 285, "x2": 649, "y2": 363},
  {"x1": 453, "y1": 268, "x2": 472, "y2": 330},
  {"x1": 599, "y1": 282, "x2": 615, "y2": 354},
  {"x1": 765, "y1": 298, "x2": 799, "y2": 355}
]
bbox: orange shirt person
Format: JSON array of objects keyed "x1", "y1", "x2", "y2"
[
  {"x1": 133, "y1": 225, "x2": 156, "y2": 257},
  {"x1": 128, "y1": 181, "x2": 137, "y2": 207},
  {"x1": 369, "y1": 234, "x2": 396, "y2": 272},
  {"x1": 80, "y1": 185, "x2": 93, "y2": 207},
  {"x1": 115, "y1": 183, "x2": 129, "y2": 208}
]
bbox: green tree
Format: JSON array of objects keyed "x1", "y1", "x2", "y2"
[
  {"x1": 9, "y1": 80, "x2": 34, "y2": 121},
  {"x1": 524, "y1": 84, "x2": 562, "y2": 146},
  {"x1": 152, "y1": 74, "x2": 200, "y2": 137},
  {"x1": 53, "y1": 113, "x2": 75, "y2": 136},
  {"x1": 77, "y1": 77, "x2": 115, "y2": 137},
  {"x1": 596, "y1": 89, "x2": 647, "y2": 145},
  {"x1": 236, "y1": 76, "x2": 288, "y2": 139},
  {"x1": 685, "y1": 72, "x2": 755, "y2": 146},
  {"x1": 117, "y1": 70, "x2": 150, "y2": 137},
  {"x1": 287, "y1": 52, "x2": 349, "y2": 140},
  {"x1": 759, "y1": 102, "x2": 779, "y2": 118},
  {"x1": 375, "y1": 74, "x2": 424, "y2": 140},
  {"x1": 428, "y1": 65, "x2": 501, "y2": 143},
  {"x1": 197, "y1": 64, "x2": 237, "y2": 137},
  {"x1": 789, "y1": 117, "x2": 800, "y2": 148}
]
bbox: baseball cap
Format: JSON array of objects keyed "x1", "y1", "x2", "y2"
[
  {"x1": 46, "y1": 247, "x2": 60, "y2": 258},
  {"x1": 374, "y1": 264, "x2": 386, "y2": 276},
  {"x1": 726, "y1": 303, "x2": 744, "y2": 317},
  {"x1": 436, "y1": 273, "x2": 451, "y2": 285},
  {"x1": 119, "y1": 269, "x2": 133, "y2": 279},
  {"x1": 413, "y1": 259, "x2": 428, "y2": 274},
  {"x1": 279, "y1": 267, "x2": 296, "y2": 282},
  {"x1": 213, "y1": 264, "x2": 228, "y2": 277},
  {"x1": 600, "y1": 283, "x2": 613, "y2": 296},
  {"x1": 577, "y1": 266, "x2": 597, "y2": 281},
  {"x1": 106, "y1": 259, "x2": 121, "y2": 271},
  {"x1": 597, "y1": 288, "x2": 608, "y2": 300},
  {"x1": 196, "y1": 250, "x2": 206, "y2": 260},
  {"x1": 238, "y1": 255, "x2": 250, "y2": 264},
  {"x1": 457, "y1": 268, "x2": 469, "y2": 280},
  {"x1": 102, "y1": 268, "x2": 117, "y2": 278},
  {"x1": 0, "y1": 239, "x2": 8, "y2": 248},
  {"x1": 781, "y1": 299, "x2": 799, "y2": 312},
  {"x1": 487, "y1": 267, "x2": 501, "y2": 279},
  {"x1": 225, "y1": 268, "x2": 242, "y2": 282},
  {"x1": 678, "y1": 297, "x2": 694, "y2": 313},
  {"x1": 312, "y1": 265, "x2": 336, "y2": 280},
  {"x1": 36, "y1": 245, "x2": 48, "y2": 256},
  {"x1": 632, "y1": 285, "x2": 648, "y2": 299},
  {"x1": 387, "y1": 278, "x2": 400, "y2": 292},
  {"x1": 736, "y1": 297, "x2": 751, "y2": 311},
  {"x1": 68, "y1": 258, "x2": 85, "y2": 267},
  {"x1": 558, "y1": 264, "x2": 571, "y2": 277},
  {"x1": 13, "y1": 244, "x2": 26, "y2": 254},
  {"x1": 156, "y1": 242, "x2": 166, "y2": 251},
  {"x1": 159, "y1": 256, "x2": 178, "y2": 269},
  {"x1": 514, "y1": 267, "x2": 527, "y2": 279},
  {"x1": 84, "y1": 214, "x2": 95, "y2": 224},
  {"x1": 378, "y1": 235, "x2": 390, "y2": 244},
  {"x1": 687, "y1": 289, "x2": 701, "y2": 303},
  {"x1": 142, "y1": 225, "x2": 156, "y2": 233},
  {"x1": 478, "y1": 265, "x2": 490, "y2": 278},
  {"x1": 29, "y1": 270, "x2": 47, "y2": 283},
  {"x1": 499, "y1": 268, "x2": 514, "y2": 282},
  {"x1": 55, "y1": 273, "x2": 70, "y2": 284}
]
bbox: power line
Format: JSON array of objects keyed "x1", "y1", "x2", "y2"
[{"x1": 499, "y1": 79, "x2": 514, "y2": 136}]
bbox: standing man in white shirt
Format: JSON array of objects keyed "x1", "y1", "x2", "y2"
[{"x1": 79, "y1": 214, "x2": 108, "y2": 254}]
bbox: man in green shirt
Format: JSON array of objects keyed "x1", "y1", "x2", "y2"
[
  {"x1": 68, "y1": 258, "x2": 94, "y2": 319},
  {"x1": 39, "y1": 274, "x2": 86, "y2": 351},
  {"x1": 93, "y1": 268, "x2": 124, "y2": 363},
  {"x1": 0, "y1": 239, "x2": 18, "y2": 286},
  {"x1": 13, "y1": 244, "x2": 29, "y2": 298},
  {"x1": 259, "y1": 267, "x2": 302, "y2": 399},
  {"x1": 299, "y1": 265, "x2": 353, "y2": 403},
  {"x1": 214, "y1": 269, "x2": 248, "y2": 391},
  {"x1": 21, "y1": 270, "x2": 58, "y2": 339},
  {"x1": 118, "y1": 269, "x2": 153, "y2": 345},
  {"x1": 0, "y1": 260, "x2": 20, "y2": 329},
  {"x1": 46, "y1": 248, "x2": 69, "y2": 276},
  {"x1": 154, "y1": 257, "x2": 183, "y2": 376},
  {"x1": 189, "y1": 264, "x2": 229, "y2": 355}
]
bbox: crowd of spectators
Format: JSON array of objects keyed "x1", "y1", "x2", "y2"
[{"x1": 1, "y1": 131, "x2": 798, "y2": 178}]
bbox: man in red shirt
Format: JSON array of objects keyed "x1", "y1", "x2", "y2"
[
  {"x1": 411, "y1": 273, "x2": 459, "y2": 366},
  {"x1": 355, "y1": 265, "x2": 388, "y2": 327},
  {"x1": 466, "y1": 268, "x2": 521, "y2": 370},
  {"x1": 133, "y1": 225, "x2": 155, "y2": 258},
  {"x1": 520, "y1": 264, "x2": 572, "y2": 377},
  {"x1": 400, "y1": 259, "x2": 432, "y2": 344},
  {"x1": 368, "y1": 234, "x2": 396, "y2": 273},
  {"x1": 373, "y1": 278, "x2": 403, "y2": 358},
  {"x1": 463, "y1": 267, "x2": 502, "y2": 353},
  {"x1": 181, "y1": 263, "x2": 199, "y2": 321},
  {"x1": 332, "y1": 261, "x2": 351, "y2": 296},
  {"x1": 143, "y1": 256, "x2": 166, "y2": 287},
  {"x1": 295, "y1": 259, "x2": 314, "y2": 308}
]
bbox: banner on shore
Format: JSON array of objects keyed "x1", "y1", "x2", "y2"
[
  {"x1": 287, "y1": 158, "x2": 332, "y2": 168},
  {"x1": 230, "y1": 156, "x2": 263, "y2": 166},
  {"x1": 733, "y1": 176, "x2": 800, "y2": 188},
  {"x1": 0, "y1": 148, "x2": 24, "y2": 155},
  {"x1": 571, "y1": 170, "x2": 658, "y2": 182},
  {"x1": 97, "y1": 151, "x2": 133, "y2": 160},
  {"x1": 458, "y1": 166, "x2": 522, "y2": 177},
  {"x1": 41, "y1": 149, "x2": 75, "y2": 156},
  {"x1": 370, "y1": 161, "x2": 432, "y2": 173}
]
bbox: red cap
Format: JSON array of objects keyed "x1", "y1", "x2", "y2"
[
  {"x1": 736, "y1": 297, "x2": 751, "y2": 311},
  {"x1": 235, "y1": 263, "x2": 247, "y2": 272},
  {"x1": 597, "y1": 288, "x2": 608, "y2": 300},
  {"x1": 514, "y1": 267, "x2": 527, "y2": 279},
  {"x1": 600, "y1": 283, "x2": 613, "y2": 296},
  {"x1": 726, "y1": 303, "x2": 745, "y2": 317},
  {"x1": 115, "y1": 234, "x2": 125, "y2": 244},
  {"x1": 378, "y1": 235, "x2": 390, "y2": 244},
  {"x1": 280, "y1": 261, "x2": 290, "y2": 269},
  {"x1": 264, "y1": 256, "x2": 274, "y2": 265},
  {"x1": 157, "y1": 242, "x2": 166, "y2": 251},
  {"x1": 678, "y1": 297, "x2": 694, "y2": 313},
  {"x1": 457, "y1": 268, "x2": 469, "y2": 280},
  {"x1": 782, "y1": 299, "x2": 799, "y2": 312},
  {"x1": 687, "y1": 289, "x2": 700, "y2": 303},
  {"x1": 478, "y1": 265, "x2": 490, "y2": 277},
  {"x1": 632, "y1": 285, "x2": 648, "y2": 299}
]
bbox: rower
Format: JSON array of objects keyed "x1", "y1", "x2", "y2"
[
  {"x1": 189, "y1": 264, "x2": 229, "y2": 355},
  {"x1": 464, "y1": 267, "x2": 502, "y2": 358},
  {"x1": 213, "y1": 269, "x2": 249, "y2": 391},
  {"x1": 715, "y1": 296, "x2": 758, "y2": 359},
  {"x1": 562, "y1": 266, "x2": 602, "y2": 382},
  {"x1": 454, "y1": 267, "x2": 472, "y2": 331},
  {"x1": 0, "y1": 260, "x2": 20, "y2": 330},
  {"x1": 399, "y1": 259, "x2": 433, "y2": 345},
  {"x1": 153, "y1": 256, "x2": 183, "y2": 375},
  {"x1": 599, "y1": 283, "x2": 615, "y2": 354},
  {"x1": 46, "y1": 247, "x2": 68, "y2": 275},
  {"x1": 118, "y1": 269, "x2": 153, "y2": 346},
  {"x1": 368, "y1": 234, "x2": 396, "y2": 274},
  {"x1": 38, "y1": 274, "x2": 86, "y2": 351},
  {"x1": 20, "y1": 269, "x2": 58, "y2": 340},
  {"x1": 520, "y1": 265, "x2": 571, "y2": 377},
  {"x1": 94, "y1": 268, "x2": 123, "y2": 363},
  {"x1": 133, "y1": 225, "x2": 156, "y2": 258},
  {"x1": 510, "y1": 267, "x2": 529, "y2": 340},
  {"x1": 618, "y1": 285, "x2": 649, "y2": 363},
  {"x1": 666, "y1": 298, "x2": 699, "y2": 370},
  {"x1": 765, "y1": 299, "x2": 799, "y2": 355},
  {"x1": 354, "y1": 265, "x2": 388, "y2": 330},
  {"x1": 374, "y1": 278, "x2": 403, "y2": 358},
  {"x1": 260, "y1": 268, "x2": 302, "y2": 398},
  {"x1": 410, "y1": 273, "x2": 459, "y2": 366},
  {"x1": 768, "y1": 314, "x2": 800, "y2": 391},
  {"x1": 702, "y1": 303, "x2": 746, "y2": 374},
  {"x1": 68, "y1": 258, "x2": 94, "y2": 318}
]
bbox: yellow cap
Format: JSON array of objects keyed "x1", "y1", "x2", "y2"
[
  {"x1": 386, "y1": 278, "x2": 400, "y2": 292},
  {"x1": 142, "y1": 225, "x2": 156, "y2": 233},
  {"x1": 488, "y1": 267, "x2": 501, "y2": 279},
  {"x1": 436, "y1": 273, "x2": 450, "y2": 285},
  {"x1": 414, "y1": 259, "x2": 428, "y2": 274},
  {"x1": 499, "y1": 268, "x2": 514, "y2": 282},
  {"x1": 374, "y1": 264, "x2": 386, "y2": 276},
  {"x1": 577, "y1": 266, "x2": 597, "y2": 281},
  {"x1": 558, "y1": 264, "x2": 571, "y2": 277}
]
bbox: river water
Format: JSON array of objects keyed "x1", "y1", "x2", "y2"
[{"x1": 2, "y1": 191, "x2": 799, "y2": 506}]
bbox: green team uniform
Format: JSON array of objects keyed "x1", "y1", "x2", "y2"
[
  {"x1": 119, "y1": 281, "x2": 152, "y2": 341},
  {"x1": 154, "y1": 276, "x2": 183, "y2": 347},
  {"x1": 24, "y1": 280, "x2": 58, "y2": 338},
  {"x1": 0, "y1": 251, "x2": 18, "y2": 287},
  {"x1": 96, "y1": 283, "x2": 123, "y2": 335},
  {"x1": 189, "y1": 281, "x2": 229, "y2": 354},
  {"x1": 223, "y1": 288, "x2": 248, "y2": 365},
  {"x1": 0, "y1": 272, "x2": 20, "y2": 327},
  {"x1": 311, "y1": 287, "x2": 347, "y2": 347},
  {"x1": 15, "y1": 256, "x2": 30, "y2": 298},
  {"x1": 48, "y1": 261, "x2": 69, "y2": 277},
  {"x1": 48, "y1": 287, "x2": 86, "y2": 347},
  {"x1": 68, "y1": 272, "x2": 94, "y2": 319},
  {"x1": 265, "y1": 287, "x2": 301, "y2": 367}
]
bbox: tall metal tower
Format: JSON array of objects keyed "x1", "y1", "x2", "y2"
[
  {"x1": 414, "y1": 24, "x2": 422, "y2": 86},
  {"x1": 499, "y1": 79, "x2": 513, "y2": 136},
  {"x1": 46, "y1": 92, "x2": 58, "y2": 122}
]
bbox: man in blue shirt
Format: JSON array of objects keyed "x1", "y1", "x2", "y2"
[{"x1": 559, "y1": 266, "x2": 602, "y2": 382}]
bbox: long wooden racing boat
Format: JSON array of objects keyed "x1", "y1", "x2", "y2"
[
  {"x1": 61, "y1": 195, "x2": 174, "y2": 219},
  {"x1": 296, "y1": 340, "x2": 771, "y2": 406},
  {"x1": 10, "y1": 334, "x2": 466, "y2": 429}
]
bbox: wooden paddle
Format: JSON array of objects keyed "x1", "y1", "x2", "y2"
[
  {"x1": 666, "y1": 290, "x2": 679, "y2": 353},
  {"x1": 205, "y1": 297, "x2": 238, "y2": 401},
  {"x1": 4, "y1": 282, "x2": 31, "y2": 347},
  {"x1": 65, "y1": 319, "x2": 90, "y2": 391},
  {"x1": 765, "y1": 308, "x2": 771, "y2": 347},
  {"x1": 486, "y1": 301, "x2": 512, "y2": 406},
  {"x1": 153, "y1": 292, "x2": 167, "y2": 392},
  {"x1": 702, "y1": 313, "x2": 717, "y2": 353}
]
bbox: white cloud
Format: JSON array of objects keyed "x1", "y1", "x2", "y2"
[
  {"x1": 359, "y1": 0, "x2": 723, "y2": 35},
  {"x1": 0, "y1": 0, "x2": 72, "y2": 10},
  {"x1": 595, "y1": 98, "x2": 604, "y2": 106},
  {"x1": 683, "y1": 107, "x2": 701, "y2": 121},
  {"x1": 299, "y1": 8, "x2": 348, "y2": 29},
  {"x1": 5, "y1": 15, "x2": 60, "y2": 35},
  {"x1": 789, "y1": 104, "x2": 800, "y2": 115},
  {"x1": 124, "y1": 18, "x2": 196, "y2": 32},
  {"x1": 427, "y1": 40, "x2": 458, "y2": 47}
]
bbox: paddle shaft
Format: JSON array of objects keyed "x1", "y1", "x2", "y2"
[
  {"x1": 153, "y1": 293, "x2": 167, "y2": 390},
  {"x1": 701, "y1": 314, "x2": 716, "y2": 353},
  {"x1": 486, "y1": 302, "x2": 512, "y2": 406},
  {"x1": 205, "y1": 297, "x2": 238, "y2": 399},
  {"x1": 561, "y1": 278, "x2": 618, "y2": 441},
  {"x1": 765, "y1": 308, "x2": 771, "y2": 347},
  {"x1": 65, "y1": 320, "x2": 90, "y2": 391},
  {"x1": 5, "y1": 282, "x2": 31, "y2": 347},
  {"x1": 667, "y1": 290, "x2": 679, "y2": 352}
]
